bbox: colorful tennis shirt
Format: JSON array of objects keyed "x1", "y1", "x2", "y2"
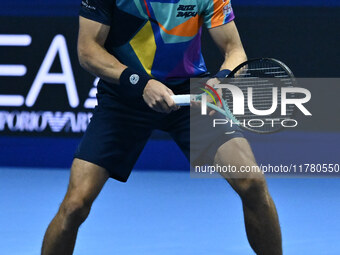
[{"x1": 79, "y1": 0, "x2": 235, "y2": 86}]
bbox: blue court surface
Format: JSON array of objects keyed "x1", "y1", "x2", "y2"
[{"x1": 1, "y1": 167, "x2": 340, "y2": 255}]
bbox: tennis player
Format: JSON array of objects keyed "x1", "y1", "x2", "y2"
[{"x1": 41, "y1": 1, "x2": 282, "y2": 254}]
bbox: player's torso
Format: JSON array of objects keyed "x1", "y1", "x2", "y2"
[
  {"x1": 105, "y1": 1, "x2": 213, "y2": 84},
  {"x1": 107, "y1": 0, "x2": 205, "y2": 50}
]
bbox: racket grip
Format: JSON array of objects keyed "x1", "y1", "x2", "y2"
[{"x1": 171, "y1": 95, "x2": 191, "y2": 106}]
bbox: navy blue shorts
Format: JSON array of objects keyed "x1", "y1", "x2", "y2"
[{"x1": 74, "y1": 85, "x2": 243, "y2": 182}]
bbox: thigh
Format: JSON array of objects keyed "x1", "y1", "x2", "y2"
[
  {"x1": 74, "y1": 94, "x2": 158, "y2": 182},
  {"x1": 65, "y1": 158, "x2": 109, "y2": 204},
  {"x1": 215, "y1": 137, "x2": 257, "y2": 169},
  {"x1": 214, "y1": 138, "x2": 266, "y2": 191},
  {"x1": 164, "y1": 107, "x2": 244, "y2": 165}
]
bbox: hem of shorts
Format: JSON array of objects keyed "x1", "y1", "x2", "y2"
[
  {"x1": 194, "y1": 131, "x2": 245, "y2": 165},
  {"x1": 214, "y1": 131, "x2": 245, "y2": 150},
  {"x1": 73, "y1": 155, "x2": 128, "y2": 183}
]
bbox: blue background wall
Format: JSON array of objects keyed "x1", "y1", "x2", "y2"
[
  {"x1": 1, "y1": 0, "x2": 339, "y2": 170},
  {"x1": 0, "y1": 0, "x2": 340, "y2": 16}
]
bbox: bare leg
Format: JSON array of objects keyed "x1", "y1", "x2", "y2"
[
  {"x1": 215, "y1": 138, "x2": 282, "y2": 255},
  {"x1": 41, "y1": 159, "x2": 109, "y2": 255}
]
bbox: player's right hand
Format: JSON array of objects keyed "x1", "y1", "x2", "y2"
[{"x1": 143, "y1": 80, "x2": 179, "y2": 113}]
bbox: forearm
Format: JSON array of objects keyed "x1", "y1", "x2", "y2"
[
  {"x1": 220, "y1": 47, "x2": 247, "y2": 71},
  {"x1": 78, "y1": 43, "x2": 126, "y2": 84}
]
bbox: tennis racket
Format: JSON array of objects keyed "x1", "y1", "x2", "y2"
[{"x1": 171, "y1": 58, "x2": 297, "y2": 134}]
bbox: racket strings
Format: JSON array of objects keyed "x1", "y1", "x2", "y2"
[{"x1": 221, "y1": 59, "x2": 295, "y2": 132}]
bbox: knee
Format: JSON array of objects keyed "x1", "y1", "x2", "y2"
[
  {"x1": 234, "y1": 177, "x2": 270, "y2": 206},
  {"x1": 59, "y1": 198, "x2": 91, "y2": 230}
]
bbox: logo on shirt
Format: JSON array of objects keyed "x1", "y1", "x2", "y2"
[
  {"x1": 81, "y1": 0, "x2": 96, "y2": 11},
  {"x1": 129, "y1": 74, "x2": 140, "y2": 85},
  {"x1": 177, "y1": 5, "x2": 197, "y2": 18},
  {"x1": 223, "y1": 2, "x2": 232, "y2": 16}
]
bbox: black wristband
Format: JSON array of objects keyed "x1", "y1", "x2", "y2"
[
  {"x1": 214, "y1": 69, "x2": 231, "y2": 78},
  {"x1": 119, "y1": 67, "x2": 151, "y2": 98}
]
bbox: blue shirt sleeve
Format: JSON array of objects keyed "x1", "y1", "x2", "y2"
[{"x1": 79, "y1": 0, "x2": 114, "y2": 25}]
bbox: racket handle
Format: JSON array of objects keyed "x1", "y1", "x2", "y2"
[{"x1": 171, "y1": 95, "x2": 191, "y2": 106}]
